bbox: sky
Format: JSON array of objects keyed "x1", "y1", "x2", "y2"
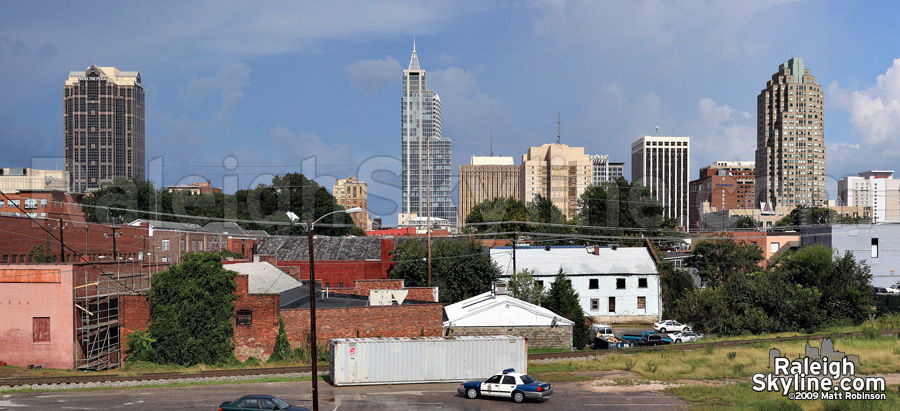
[{"x1": 2, "y1": 0, "x2": 900, "y2": 225}]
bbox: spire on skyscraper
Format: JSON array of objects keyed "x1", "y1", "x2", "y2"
[{"x1": 408, "y1": 38, "x2": 420, "y2": 71}]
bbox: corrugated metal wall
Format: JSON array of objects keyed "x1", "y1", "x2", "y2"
[{"x1": 330, "y1": 336, "x2": 527, "y2": 386}]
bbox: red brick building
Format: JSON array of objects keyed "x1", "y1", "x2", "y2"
[
  {"x1": 689, "y1": 161, "x2": 756, "y2": 230},
  {"x1": 0, "y1": 190, "x2": 86, "y2": 222},
  {"x1": 255, "y1": 236, "x2": 397, "y2": 288}
]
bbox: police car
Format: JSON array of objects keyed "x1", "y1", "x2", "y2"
[{"x1": 457, "y1": 368, "x2": 553, "y2": 403}]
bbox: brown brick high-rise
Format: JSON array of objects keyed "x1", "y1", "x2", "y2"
[
  {"x1": 65, "y1": 65, "x2": 145, "y2": 193},
  {"x1": 755, "y1": 58, "x2": 825, "y2": 207}
]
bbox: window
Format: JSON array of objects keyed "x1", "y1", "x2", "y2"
[
  {"x1": 590, "y1": 298, "x2": 599, "y2": 311},
  {"x1": 616, "y1": 278, "x2": 626, "y2": 289},
  {"x1": 637, "y1": 296, "x2": 646, "y2": 310},
  {"x1": 33, "y1": 317, "x2": 50, "y2": 343},
  {"x1": 161, "y1": 239, "x2": 169, "y2": 251},
  {"x1": 40, "y1": 199, "x2": 47, "y2": 207},
  {"x1": 589, "y1": 279, "x2": 599, "y2": 289},
  {"x1": 638, "y1": 278, "x2": 648, "y2": 288},
  {"x1": 608, "y1": 297, "x2": 616, "y2": 313},
  {"x1": 770, "y1": 242, "x2": 780, "y2": 254},
  {"x1": 536, "y1": 280, "x2": 544, "y2": 289},
  {"x1": 161, "y1": 256, "x2": 168, "y2": 262},
  {"x1": 502, "y1": 376, "x2": 515, "y2": 385},
  {"x1": 238, "y1": 399, "x2": 258, "y2": 408},
  {"x1": 338, "y1": 282, "x2": 344, "y2": 288},
  {"x1": 871, "y1": 238, "x2": 879, "y2": 258},
  {"x1": 325, "y1": 282, "x2": 331, "y2": 288},
  {"x1": 24, "y1": 199, "x2": 37, "y2": 209},
  {"x1": 236, "y1": 310, "x2": 252, "y2": 325},
  {"x1": 0, "y1": 200, "x2": 3, "y2": 207}
]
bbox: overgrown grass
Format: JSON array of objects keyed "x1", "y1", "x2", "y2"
[
  {"x1": 529, "y1": 336, "x2": 900, "y2": 382},
  {"x1": 666, "y1": 383, "x2": 900, "y2": 411}
]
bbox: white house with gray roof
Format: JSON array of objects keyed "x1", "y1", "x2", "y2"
[{"x1": 490, "y1": 245, "x2": 661, "y2": 323}]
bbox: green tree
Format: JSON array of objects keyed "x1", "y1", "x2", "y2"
[
  {"x1": 774, "y1": 205, "x2": 837, "y2": 228},
  {"x1": 735, "y1": 216, "x2": 758, "y2": 229},
  {"x1": 268, "y1": 316, "x2": 291, "y2": 363},
  {"x1": 658, "y1": 261, "x2": 694, "y2": 318},
  {"x1": 685, "y1": 237, "x2": 764, "y2": 286},
  {"x1": 389, "y1": 238, "x2": 501, "y2": 304},
  {"x1": 577, "y1": 178, "x2": 666, "y2": 244},
  {"x1": 149, "y1": 252, "x2": 237, "y2": 365},
  {"x1": 28, "y1": 235, "x2": 57, "y2": 263},
  {"x1": 542, "y1": 268, "x2": 589, "y2": 349},
  {"x1": 507, "y1": 268, "x2": 546, "y2": 305}
]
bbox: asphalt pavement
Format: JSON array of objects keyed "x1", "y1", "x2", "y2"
[{"x1": 0, "y1": 378, "x2": 688, "y2": 410}]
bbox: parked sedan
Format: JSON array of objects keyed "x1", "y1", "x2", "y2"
[
  {"x1": 219, "y1": 395, "x2": 310, "y2": 411},
  {"x1": 887, "y1": 283, "x2": 900, "y2": 294},
  {"x1": 459, "y1": 368, "x2": 552, "y2": 403},
  {"x1": 669, "y1": 330, "x2": 704, "y2": 344},
  {"x1": 653, "y1": 320, "x2": 691, "y2": 333}
]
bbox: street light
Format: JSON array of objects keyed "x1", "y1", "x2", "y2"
[{"x1": 287, "y1": 206, "x2": 362, "y2": 411}]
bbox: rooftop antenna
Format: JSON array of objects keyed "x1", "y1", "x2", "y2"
[
  {"x1": 490, "y1": 130, "x2": 494, "y2": 156},
  {"x1": 557, "y1": 112, "x2": 561, "y2": 144},
  {"x1": 656, "y1": 126, "x2": 659, "y2": 136}
]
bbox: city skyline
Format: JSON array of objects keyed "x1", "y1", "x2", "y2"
[{"x1": 2, "y1": 2, "x2": 900, "y2": 225}]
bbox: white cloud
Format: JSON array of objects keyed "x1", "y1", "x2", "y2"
[
  {"x1": 687, "y1": 97, "x2": 755, "y2": 166},
  {"x1": 829, "y1": 58, "x2": 900, "y2": 148},
  {"x1": 532, "y1": 0, "x2": 796, "y2": 58},
  {"x1": 344, "y1": 55, "x2": 401, "y2": 94},
  {"x1": 435, "y1": 52, "x2": 460, "y2": 66},
  {"x1": 182, "y1": 62, "x2": 251, "y2": 126}
]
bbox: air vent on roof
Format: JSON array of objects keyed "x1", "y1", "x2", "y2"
[{"x1": 492, "y1": 281, "x2": 507, "y2": 296}]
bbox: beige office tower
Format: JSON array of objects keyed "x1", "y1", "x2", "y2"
[
  {"x1": 520, "y1": 143, "x2": 592, "y2": 219},
  {"x1": 631, "y1": 136, "x2": 690, "y2": 229},
  {"x1": 65, "y1": 65, "x2": 145, "y2": 193},
  {"x1": 755, "y1": 58, "x2": 825, "y2": 207},
  {"x1": 333, "y1": 177, "x2": 371, "y2": 230},
  {"x1": 459, "y1": 156, "x2": 520, "y2": 224}
]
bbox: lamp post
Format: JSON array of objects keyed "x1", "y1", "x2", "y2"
[{"x1": 287, "y1": 206, "x2": 362, "y2": 411}]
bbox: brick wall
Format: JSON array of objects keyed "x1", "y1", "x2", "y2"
[
  {"x1": 119, "y1": 294, "x2": 151, "y2": 361},
  {"x1": 279, "y1": 304, "x2": 444, "y2": 351},
  {"x1": 444, "y1": 325, "x2": 573, "y2": 350},
  {"x1": 233, "y1": 275, "x2": 280, "y2": 361}
]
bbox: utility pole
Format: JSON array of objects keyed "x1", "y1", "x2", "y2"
[
  {"x1": 58, "y1": 217, "x2": 65, "y2": 263},
  {"x1": 306, "y1": 219, "x2": 319, "y2": 411},
  {"x1": 110, "y1": 225, "x2": 121, "y2": 261},
  {"x1": 512, "y1": 239, "x2": 516, "y2": 275},
  {"x1": 427, "y1": 122, "x2": 432, "y2": 286}
]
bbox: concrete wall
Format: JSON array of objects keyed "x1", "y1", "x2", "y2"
[
  {"x1": 832, "y1": 224, "x2": 900, "y2": 288},
  {"x1": 444, "y1": 325, "x2": 572, "y2": 349},
  {"x1": 0, "y1": 265, "x2": 74, "y2": 369}
]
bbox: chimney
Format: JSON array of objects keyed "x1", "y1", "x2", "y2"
[
  {"x1": 611, "y1": 244, "x2": 618, "y2": 251},
  {"x1": 594, "y1": 245, "x2": 600, "y2": 255},
  {"x1": 492, "y1": 281, "x2": 508, "y2": 296}
]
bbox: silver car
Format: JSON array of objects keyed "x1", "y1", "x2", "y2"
[{"x1": 669, "y1": 330, "x2": 704, "y2": 344}]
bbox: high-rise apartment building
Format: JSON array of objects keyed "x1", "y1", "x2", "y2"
[
  {"x1": 400, "y1": 43, "x2": 457, "y2": 227},
  {"x1": 590, "y1": 155, "x2": 625, "y2": 185},
  {"x1": 755, "y1": 58, "x2": 825, "y2": 207},
  {"x1": 838, "y1": 170, "x2": 900, "y2": 223},
  {"x1": 689, "y1": 161, "x2": 755, "y2": 229},
  {"x1": 333, "y1": 177, "x2": 371, "y2": 230},
  {"x1": 631, "y1": 136, "x2": 690, "y2": 229},
  {"x1": 65, "y1": 65, "x2": 145, "y2": 193},
  {"x1": 521, "y1": 143, "x2": 592, "y2": 219},
  {"x1": 459, "y1": 156, "x2": 520, "y2": 224}
]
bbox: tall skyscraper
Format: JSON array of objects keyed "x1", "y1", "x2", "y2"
[
  {"x1": 65, "y1": 65, "x2": 145, "y2": 193},
  {"x1": 459, "y1": 155, "x2": 520, "y2": 224},
  {"x1": 520, "y1": 143, "x2": 592, "y2": 219},
  {"x1": 401, "y1": 43, "x2": 456, "y2": 227},
  {"x1": 755, "y1": 58, "x2": 825, "y2": 207},
  {"x1": 631, "y1": 136, "x2": 690, "y2": 229}
]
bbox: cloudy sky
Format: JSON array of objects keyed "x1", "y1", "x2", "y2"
[{"x1": 1, "y1": 1, "x2": 899, "y2": 224}]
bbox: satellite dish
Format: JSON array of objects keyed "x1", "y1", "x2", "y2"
[{"x1": 46, "y1": 178, "x2": 52, "y2": 186}]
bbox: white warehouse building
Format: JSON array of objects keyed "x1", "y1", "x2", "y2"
[{"x1": 490, "y1": 245, "x2": 662, "y2": 323}]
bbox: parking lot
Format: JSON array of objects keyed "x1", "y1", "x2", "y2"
[{"x1": 0, "y1": 378, "x2": 687, "y2": 410}]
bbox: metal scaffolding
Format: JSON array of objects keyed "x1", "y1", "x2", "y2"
[{"x1": 73, "y1": 259, "x2": 160, "y2": 371}]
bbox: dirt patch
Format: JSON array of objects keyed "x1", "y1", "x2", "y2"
[{"x1": 583, "y1": 376, "x2": 742, "y2": 393}]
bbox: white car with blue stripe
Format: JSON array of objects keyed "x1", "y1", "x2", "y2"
[{"x1": 458, "y1": 368, "x2": 553, "y2": 403}]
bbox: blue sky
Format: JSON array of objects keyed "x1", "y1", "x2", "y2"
[{"x1": 2, "y1": 1, "x2": 900, "y2": 225}]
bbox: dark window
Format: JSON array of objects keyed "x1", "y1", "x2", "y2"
[
  {"x1": 536, "y1": 280, "x2": 544, "y2": 288},
  {"x1": 502, "y1": 376, "x2": 515, "y2": 385},
  {"x1": 259, "y1": 399, "x2": 276, "y2": 410},
  {"x1": 638, "y1": 278, "x2": 648, "y2": 288},
  {"x1": 637, "y1": 296, "x2": 646, "y2": 309},
  {"x1": 236, "y1": 310, "x2": 252, "y2": 325},
  {"x1": 608, "y1": 297, "x2": 616, "y2": 313},
  {"x1": 338, "y1": 282, "x2": 344, "y2": 288},
  {"x1": 590, "y1": 298, "x2": 599, "y2": 311},
  {"x1": 616, "y1": 278, "x2": 626, "y2": 289},
  {"x1": 33, "y1": 317, "x2": 50, "y2": 343},
  {"x1": 238, "y1": 398, "x2": 259, "y2": 408},
  {"x1": 589, "y1": 279, "x2": 599, "y2": 289},
  {"x1": 486, "y1": 375, "x2": 502, "y2": 384},
  {"x1": 872, "y1": 238, "x2": 879, "y2": 258}
]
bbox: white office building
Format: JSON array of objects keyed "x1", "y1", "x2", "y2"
[{"x1": 631, "y1": 136, "x2": 691, "y2": 229}]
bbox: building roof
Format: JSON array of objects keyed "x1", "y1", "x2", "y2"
[
  {"x1": 279, "y1": 285, "x2": 371, "y2": 309},
  {"x1": 256, "y1": 236, "x2": 382, "y2": 261},
  {"x1": 128, "y1": 219, "x2": 205, "y2": 232},
  {"x1": 443, "y1": 291, "x2": 575, "y2": 327},
  {"x1": 444, "y1": 291, "x2": 575, "y2": 327},
  {"x1": 202, "y1": 221, "x2": 268, "y2": 237},
  {"x1": 227, "y1": 262, "x2": 302, "y2": 294},
  {"x1": 490, "y1": 246, "x2": 658, "y2": 277}
]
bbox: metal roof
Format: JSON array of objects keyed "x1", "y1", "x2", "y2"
[
  {"x1": 490, "y1": 246, "x2": 658, "y2": 277},
  {"x1": 443, "y1": 291, "x2": 574, "y2": 327},
  {"x1": 226, "y1": 262, "x2": 302, "y2": 294},
  {"x1": 257, "y1": 236, "x2": 382, "y2": 261},
  {"x1": 127, "y1": 219, "x2": 205, "y2": 232}
]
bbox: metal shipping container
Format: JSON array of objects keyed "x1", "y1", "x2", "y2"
[{"x1": 330, "y1": 336, "x2": 527, "y2": 386}]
